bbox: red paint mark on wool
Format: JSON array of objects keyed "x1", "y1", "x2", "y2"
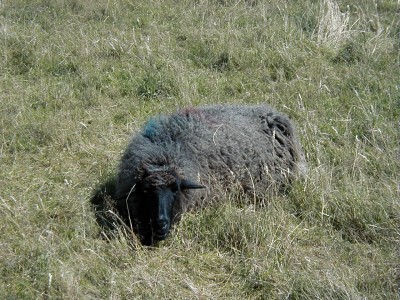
[
  {"x1": 178, "y1": 106, "x2": 217, "y2": 127},
  {"x1": 179, "y1": 107, "x2": 202, "y2": 118}
]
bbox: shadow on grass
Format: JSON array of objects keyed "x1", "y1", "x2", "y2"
[
  {"x1": 90, "y1": 176, "x2": 166, "y2": 248},
  {"x1": 90, "y1": 175, "x2": 122, "y2": 237}
]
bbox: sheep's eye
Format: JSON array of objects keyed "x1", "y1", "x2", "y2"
[{"x1": 171, "y1": 183, "x2": 179, "y2": 193}]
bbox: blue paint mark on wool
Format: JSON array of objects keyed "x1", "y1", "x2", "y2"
[{"x1": 142, "y1": 117, "x2": 160, "y2": 140}]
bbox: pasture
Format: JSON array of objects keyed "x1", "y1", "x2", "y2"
[{"x1": 0, "y1": 0, "x2": 399, "y2": 298}]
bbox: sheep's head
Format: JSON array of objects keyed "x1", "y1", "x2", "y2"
[{"x1": 133, "y1": 165, "x2": 204, "y2": 246}]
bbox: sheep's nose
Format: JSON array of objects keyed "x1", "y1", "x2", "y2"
[
  {"x1": 153, "y1": 220, "x2": 170, "y2": 240},
  {"x1": 157, "y1": 220, "x2": 169, "y2": 232}
]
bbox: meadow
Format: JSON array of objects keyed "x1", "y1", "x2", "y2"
[{"x1": 0, "y1": 0, "x2": 399, "y2": 298}]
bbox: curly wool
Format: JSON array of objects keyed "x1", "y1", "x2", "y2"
[{"x1": 114, "y1": 104, "x2": 306, "y2": 220}]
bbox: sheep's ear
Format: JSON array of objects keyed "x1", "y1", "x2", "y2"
[{"x1": 180, "y1": 179, "x2": 205, "y2": 190}]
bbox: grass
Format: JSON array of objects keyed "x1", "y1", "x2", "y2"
[{"x1": 0, "y1": 0, "x2": 399, "y2": 298}]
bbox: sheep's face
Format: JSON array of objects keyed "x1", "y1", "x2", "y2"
[
  {"x1": 136, "y1": 167, "x2": 204, "y2": 245},
  {"x1": 144, "y1": 182, "x2": 176, "y2": 241}
]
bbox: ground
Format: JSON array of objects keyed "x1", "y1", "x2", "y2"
[{"x1": 0, "y1": 0, "x2": 399, "y2": 298}]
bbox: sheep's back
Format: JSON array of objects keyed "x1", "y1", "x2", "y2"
[
  {"x1": 116, "y1": 104, "x2": 305, "y2": 202},
  {"x1": 168, "y1": 104, "x2": 304, "y2": 194}
]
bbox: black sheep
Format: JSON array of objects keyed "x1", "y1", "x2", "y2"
[{"x1": 109, "y1": 104, "x2": 306, "y2": 245}]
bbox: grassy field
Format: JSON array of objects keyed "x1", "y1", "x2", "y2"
[{"x1": 1, "y1": 0, "x2": 399, "y2": 298}]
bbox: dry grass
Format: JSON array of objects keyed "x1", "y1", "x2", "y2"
[
  {"x1": 0, "y1": 0, "x2": 399, "y2": 298},
  {"x1": 317, "y1": 0, "x2": 351, "y2": 49}
]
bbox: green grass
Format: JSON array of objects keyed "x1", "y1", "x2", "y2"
[{"x1": 1, "y1": 0, "x2": 399, "y2": 298}]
